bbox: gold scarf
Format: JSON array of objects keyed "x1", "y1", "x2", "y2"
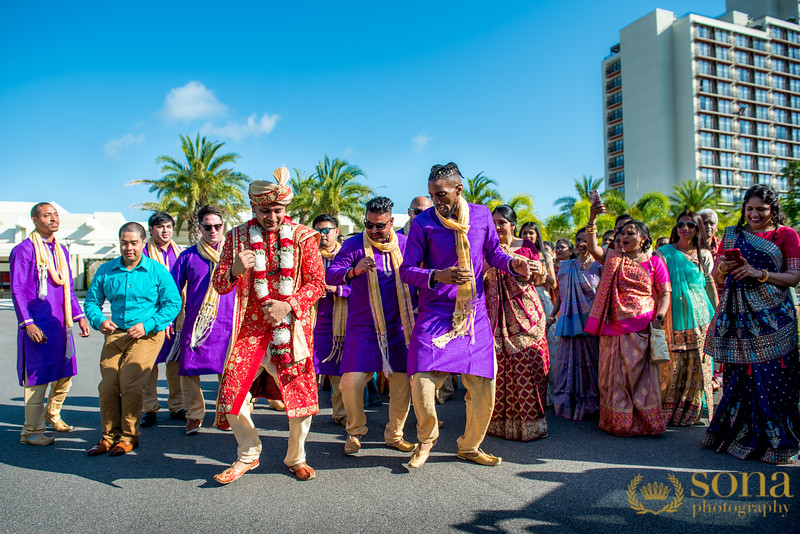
[
  {"x1": 320, "y1": 242, "x2": 349, "y2": 364},
  {"x1": 189, "y1": 237, "x2": 224, "y2": 349},
  {"x1": 363, "y1": 230, "x2": 415, "y2": 374},
  {"x1": 147, "y1": 239, "x2": 181, "y2": 269},
  {"x1": 433, "y1": 195, "x2": 476, "y2": 347},
  {"x1": 29, "y1": 230, "x2": 75, "y2": 360}
]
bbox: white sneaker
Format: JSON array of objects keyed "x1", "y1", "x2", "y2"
[{"x1": 20, "y1": 434, "x2": 55, "y2": 446}]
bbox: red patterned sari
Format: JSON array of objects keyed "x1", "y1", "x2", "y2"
[{"x1": 485, "y1": 245, "x2": 550, "y2": 441}]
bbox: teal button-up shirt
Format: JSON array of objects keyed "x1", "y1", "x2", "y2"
[{"x1": 84, "y1": 255, "x2": 181, "y2": 334}]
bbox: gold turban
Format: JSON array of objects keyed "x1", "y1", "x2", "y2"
[{"x1": 249, "y1": 166, "x2": 294, "y2": 206}]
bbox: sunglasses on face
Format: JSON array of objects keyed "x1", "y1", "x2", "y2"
[
  {"x1": 364, "y1": 221, "x2": 389, "y2": 230},
  {"x1": 316, "y1": 227, "x2": 335, "y2": 235},
  {"x1": 410, "y1": 208, "x2": 424, "y2": 215},
  {"x1": 676, "y1": 221, "x2": 697, "y2": 229},
  {"x1": 201, "y1": 224, "x2": 223, "y2": 231}
]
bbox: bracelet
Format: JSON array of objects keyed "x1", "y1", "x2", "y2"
[
  {"x1": 718, "y1": 263, "x2": 728, "y2": 274},
  {"x1": 585, "y1": 226, "x2": 597, "y2": 234},
  {"x1": 758, "y1": 269, "x2": 769, "y2": 283}
]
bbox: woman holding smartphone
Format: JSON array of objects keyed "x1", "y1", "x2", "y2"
[{"x1": 702, "y1": 184, "x2": 800, "y2": 465}]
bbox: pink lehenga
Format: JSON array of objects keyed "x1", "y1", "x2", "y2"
[{"x1": 485, "y1": 244, "x2": 550, "y2": 441}]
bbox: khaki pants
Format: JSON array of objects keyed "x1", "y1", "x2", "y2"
[
  {"x1": 226, "y1": 356, "x2": 312, "y2": 466},
  {"x1": 21, "y1": 376, "x2": 72, "y2": 437},
  {"x1": 181, "y1": 374, "x2": 221, "y2": 421},
  {"x1": 99, "y1": 330, "x2": 165, "y2": 443},
  {"x1": 411, "y1": 371, "x2": 495, "y2": 453},
  {"x1": 142, "y1": 360, "x2": 184, "y2": 414},
  {"x1": 339, "y1": 371, "x2": 411, "y2": 443},
  {"x1": 329, "y1": 375, "x2": 346, "y2": 423}
]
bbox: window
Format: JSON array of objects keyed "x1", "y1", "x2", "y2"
[
  {"x1": 717, "y1": 81, "x2": 731, "y2": 96},
  {"x1": 738, "y1": 69, "x2": 753, "y2": 82},
  {"x1": 754, "y1": 71, "x2": 767, "y2": 85},
  {"x1": 776, "y1": 125, "x2": 788, "y2": 139},
  {"x1": 717, "y1": 30, "x2": 728, "y2": 43},
  {"x1": 791, "y1": 62, "x2": 800, "y2": 75},
  {"x1": 719, "y1": 152, "x2": 733, "y2": 167},
  {"x1": 699, "y1": 78, "x2": 713, "y2": 93},
  {"x1": 735, "y1": 34, "x2": 748, "y2": 47},
  {"x1": 776, "y1": 158, "x2": 788, "y2": 171},
  {"x1": 792, "y1": 95, "x2": 800, "y2": 109},
  {"x1": 719, "y1": 117, "x2": 733, "y2": 131},
  {"x1": 740, "y1": 120, "x2": 753, "y2": 134},
  {"x1": 776, "y1": 142, "x2": 789, "y2": 156},
  {"x1": 721, "y1": 188, "x2": 736, "y2": 203},
  {"x1": 756, "y1": 106, "x2": 769, "y2": 119},
  {"x1": 789, "y1": 31, "x2": 799, "y2": 43},
  {"x1": 753, "y1": 54, "x2": 766, "y2": 68},
  {"x1": 740, "y1": 137, "x2": 753, "y2": 152},
  {"x1": 737, "y1": 86, "x2": 750, "y2": 99},
  {"x1": 758, "y1": 157, "x2": 771, "y2": 171},
  {"x1": 776, "y1": 176, "x2": 789, "y2": 190},
  {"x1": 700, "y1": 132, "x2": 715, "y2": 147},
  {"x1": 736, "y1": 50, "x2": 749, "y2": 64},
  {"x1": 609, "y1": 124, "x2": 623, "y2": 137},
  {"x1": 701, "y1": 150, "x2": 714, "y2": 165},
  {"x1": 793, "y1": 128, "x2": 800, "y2": 141},
  {"x1": 753, "y1": 39, "x2": 766, "y2": 51},
  {"x1": 606, "y1": 61, "x2": 620, "y2": 75},
  {"x1": 718, "y1": 99, "x2": 732, "y2": 114},
  {"x1": 757, "y1": 139, "x2": 771, "y2": 153},
  {"x1": 773, "y1": 42, "x2": 787, "y2": 56},
  {"x1": 774, "y1": 75, "x2": 787, "y2": 89},
  {"x1": 699, "y1": 114, "x2": 714, "y2": 128},
  {"x1": 774, "y1": 58, "x2": 787, "y2": 72},
  {"x1": 717, "y1": 64, "x2": 730, "y2": 78},
  {"x1": 607, "y1": 108, "x2": 622, "y2": 122},
  {"x1": 697, "y1": 60, "x2": 711, "y2": 75},
  {"x1": 696, "y1": 25, "x2": 710, "y2": 39},
  {"x1": 699, "y1": 96, "x2": 714, "y2": 111},
  {"x1": 716, "y1": 47, "x2": 730, "y2": 60},
  {"x1": 741, "y1": 155, "x2": 754, "y2": 169},
  {"x1": 720, "y1": 134, "x2": 733, "y2": 149},
  {"x1": 791, "y1": 78, "x2": 800, "y2": 92},
  {"x1": 757, "y1": 122, "x2": 770, "y2": 137},
  {"x1": 775, "y1": 109, "x2": 788, "y2": 123},
  {"x1": 697, "y1": 42, "x2": 711, "y2": 56},
  {"x1": 775, "y1": 92, "x2": 788, "y2": 107},
  {"x1": 790, "y1": 47, "x2": 800, "y2": 59},
  {"x1": 741, "y1": 172, "x2": 754, "y2": 187},
  {"x1": 720, "y1": 170, "x2": 734, "y2": 185},
  {"x1": 792, "y1": 112, "x2": 800, "y2": 125},
  {"x1": 755, "y1": 88, "x2": 768, "y2": 102},
  {"x1": 701, "y1": 168, "x2": 715, "y2": 183},
  {"x1": 758, "y1": 174, "x2": 771, "y2": 185}
]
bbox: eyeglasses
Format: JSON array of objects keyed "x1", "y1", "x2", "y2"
[
  {"x1": 316, "y1": 227, "x2": 335, "y2": 235},
  {"x1": 409, "y1": 208, "x2": 424, "y2": 215},
  {"x1": 676, "y1": 221, "x2": 697, "y2": 229},
  {"x1": 201, "y1": 224, "x2": 223, "y2": 231},
  {"x1": 364, "y1": 221, "x2": 389, "y2": 230}
]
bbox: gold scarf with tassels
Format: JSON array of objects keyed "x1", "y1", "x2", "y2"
[
  {"x1": 147, "y1": 239, "x2": 181, "y2": 269},
  {"x1": 189, "y1": 237, "x2": 224, "y2": 349},
  {"x1": 433, "y1": 195, "x2": 477, "y2": 347},
  {"x1": 363, "y1": 230, "x2": 415, "y2": 375},
  {"x1": 320, "y1": 241, "x2": 349, "y2": 364}
]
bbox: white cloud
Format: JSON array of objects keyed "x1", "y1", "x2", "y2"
[
  {"x1": 104, "y1": 133, "x2": 145, "y2": 159},
  {"x1": 412, "y1": 132, "x2": 432, "y2": 152},
  {"x1": 201, "y1": 112, "x2": 281, "y2": 141},
  {"x1": 163, "y1": 81, "x2": 227, "y2": 121}
]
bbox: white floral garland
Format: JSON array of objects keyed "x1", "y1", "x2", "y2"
[{"x1": 249, "y1": 222, "x2": 294, "y2": 354}]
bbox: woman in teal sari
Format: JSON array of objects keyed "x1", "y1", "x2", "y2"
[{"x1": 655, "y1": 211, "x2": 718, "y2": 426}]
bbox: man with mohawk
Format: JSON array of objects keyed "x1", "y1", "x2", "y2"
[{"x1": 211, "y1": 167, "x2": 325, "y2": 484}]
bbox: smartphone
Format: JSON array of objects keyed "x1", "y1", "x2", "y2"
[
  {"x1": 588, "y1": 189, "x2": 601, "y2": 204},
  {"x1": 723, "y1": 248, "x2": 745, "y2": 268}
]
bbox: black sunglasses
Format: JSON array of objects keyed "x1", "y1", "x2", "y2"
[
  {"x1": 364, "y1": 221, "x2": 389, "y2": 230},
  {"x1": 201, "y1": 223, "x2": 223, "y2": 231},
  {"x1": 676, "y1": 221, "x2": 697, "y2": 229},
  {"x1": 316, "y1": 227, "x2": 335, "y2": 235},
  {"x1": 410, "y1": 208, "x2": 424, "y2": 215}
]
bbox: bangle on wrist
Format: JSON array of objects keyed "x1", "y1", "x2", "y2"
[{"x1": 758, "y1": 269, "x2": 769, "y2": 283}]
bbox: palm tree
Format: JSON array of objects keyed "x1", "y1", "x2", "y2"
[
  {"x1": 780, "y1": 161, "x2": 800, "y2": 225},
  {"x1": 129, "y1": 134, "x2": 249, "y2": 244},
  {"x1": 463, "y1": 172, "x2": 501, "y2": 205},
  {"x1": 488, "y1": 193, "x2": 542, "y2": 228},
  {"x1": 554, "y1": 175, "x2": 604, "y2": 216},
  {"x1": 669, "y1": 180, "x2": 723, "y2": 216},
  {"x1": 287, "y1": 168, "x2": 316, "y2": 225}
]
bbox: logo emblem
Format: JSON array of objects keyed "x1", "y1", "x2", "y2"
[{"x1": 627, "y1": 474, "x2": 684, "y2": 515}]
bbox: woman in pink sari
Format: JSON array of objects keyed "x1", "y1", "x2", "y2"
[
  {"x1": 485, "y1": 205, "x2": 550, "y2": 441},
  {"x1": 584, "y1": 200, "x2": 671, "y2": 437}
]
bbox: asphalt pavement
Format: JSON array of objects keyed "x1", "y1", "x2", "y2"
[{"x1": 0, "y1": 299, "x2": 796, "y2": 533}]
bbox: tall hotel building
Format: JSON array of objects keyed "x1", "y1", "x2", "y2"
[{"x1": 602, "y1": 0, "x2": 799, "y2": 204}]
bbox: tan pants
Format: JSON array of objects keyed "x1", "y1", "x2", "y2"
[
  {"x1": 411, "y1": 371, "x2": 496, "y2": 453},
  {"x1": 339, "y1": 371, "x2": 411, "y2": 443},
  {"x1": 21, "y1": 376, "x2": 72, "y2": 437},
  {"x1": 226, "y1": 356, "x2": 312, "y2": 466},
  {"x1": 181, "y1": 375, "x2": 221, "y2": 421},
  {"x1": 142, "y1": 360, "x2": 184, "y2": 414},
  {"x1": 329, "y1": 375, "x2": 346, "y2": 423},
  {"x1": 99, "y1": 330, "x2": 165, "y2": 443}
]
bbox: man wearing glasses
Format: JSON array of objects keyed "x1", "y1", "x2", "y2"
[
  {"x1": 326, "y1": 197, "x2": 417, "y2": 456},
  {"x1": 169, "y1": 205, "x2": 233, "y2": 435},
  {"x1": 312, "y1": 214, "x2": 351, "y2": 426},
  {"x1": 398, "y1": 196, "x2": 433, "y2": 235}
]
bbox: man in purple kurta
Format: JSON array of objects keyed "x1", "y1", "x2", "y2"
[
  {"x1": 400, "y1": 163, "x2": 531, "y2": 468},
  {"x1": 327, "y1": 197, "x2": 417, "y2": 455},
  {"x1": 312, "y1": 214, "x2": 351, "y2": 426},
  {"x1": 170, "y1": 206, "x2": 232, "y2": 435},
  {"x1": 141, "y1": 211, "x2": 185, "y2": 426},
  {"x1": 11, "y1": 202, "x2": 90, "y2": 446}
]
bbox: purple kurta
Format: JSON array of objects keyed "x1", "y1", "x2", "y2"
[
  {"x1": 399, "y1": 204, "x2": 515, "y2": 379},
  {"x1": 326, "y1": 233, "x2": 410, "y2": 374},
  {"x1": 144, "y1": 244, "x2": 180, "y2": 363},
  {"x1": 314, "y1": 254, "x2": 352, "y2": 376},
  {"x1": 10, "y1": 239, "x2": 84, "y2": 386},
  {"x1": 170, "y1": 245, "x2": 232, "y2": 376}
]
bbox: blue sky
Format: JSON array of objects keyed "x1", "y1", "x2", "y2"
[{"x1": 0, "y1": 1, "x2": 724, "y2": 223}]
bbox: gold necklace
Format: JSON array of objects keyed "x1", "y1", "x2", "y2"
[{"x1": 578, "y1": 253, "x2": 593, "y2": 270}]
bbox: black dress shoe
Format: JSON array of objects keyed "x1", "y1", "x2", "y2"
[
  {"x1": 169, "y1": 409, "x2": 187, "y2": 421},
  {"x1": 140, "y1": 412, "x2": 157, "y2": 427}
]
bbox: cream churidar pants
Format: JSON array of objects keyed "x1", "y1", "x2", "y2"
[
  {"x1": 339, "y1": 371, "x2": 411, "y2": 443},
  {"x1": 21, "y1": 376, "x2": 72, "y2": 437}
]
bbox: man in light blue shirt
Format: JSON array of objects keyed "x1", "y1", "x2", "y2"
[{"x1": 83, "y1": 222, "x2": 181, "y2": 456}]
